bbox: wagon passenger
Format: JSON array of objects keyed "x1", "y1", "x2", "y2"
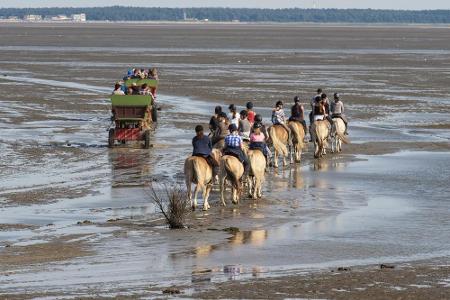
[
  {"x1": 139, "y1": 83, "x2": 151, "y2": 95},
  {"x1": 112, "y1": 83, "x2": 125, "y2": 95}
]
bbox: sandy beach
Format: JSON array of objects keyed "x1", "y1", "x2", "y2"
[{"x1": 0, "y1": 23, "x2": 449, "y2": 299}]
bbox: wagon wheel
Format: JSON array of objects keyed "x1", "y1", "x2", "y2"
[
  {"x1": 151, "y1": 106, "x2": 158, "y2": 123},
  {"x1": 108, "y1": 128, "x2": 115, "y2": 148},
  {"x1": 143, "y1": 130, "x2": 151, "y2": 149}
]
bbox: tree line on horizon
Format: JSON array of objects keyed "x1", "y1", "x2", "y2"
[{"x1": 1, "y1": 7, "x2": 450, "y2": 23}]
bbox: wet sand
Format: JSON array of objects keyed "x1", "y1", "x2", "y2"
[{"x1": 0, "y1": 23, "x2": 449, "y2": 298}]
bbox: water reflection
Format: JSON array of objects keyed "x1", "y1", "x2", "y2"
[
  {"x1": 108, "y1": 148, "x2": 152, "y2": 187},
  {"x1": 228, "y1": 229, "x2": 268, "y2": 247}
]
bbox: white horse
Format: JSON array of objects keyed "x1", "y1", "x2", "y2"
[{"x1": 331, "y1": 118, "x2": 349, "y2": 153}]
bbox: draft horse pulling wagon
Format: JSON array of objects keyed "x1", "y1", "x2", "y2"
[{"x1": 108, "y1": 79, "x2": 158, "y2": 149}]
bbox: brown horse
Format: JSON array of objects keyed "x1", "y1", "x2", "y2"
[
  {"x1": 219, "y1": 155, "x2": 244, "y2": 206},
  {"x1": 288, "y1": 121, "x2": 305, "y2": 163},
  {"x1": 312, "y1": 120, "x2": 330, "y2": 158},
  {"x1": 184, "y1": 149, "x2": 221, "y2": 211},
  {"x1": 268, "y1": 125, "x2": 289, "y2": 168},
  {"x1": 247, "y1": 149, "x2": 266, "y2": 199}
]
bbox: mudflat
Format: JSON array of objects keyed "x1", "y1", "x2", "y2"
[{"x1": 0, "y1": 23, "x2": 449, "y2": 299}]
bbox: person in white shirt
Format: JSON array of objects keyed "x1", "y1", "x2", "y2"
[{"x1": 228, "y1": 104, "x2": 240, "y2": 128}]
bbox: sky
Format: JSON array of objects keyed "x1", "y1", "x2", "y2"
[{"x1": 1, "y1": 0, "x2": 449, "y2": 10}]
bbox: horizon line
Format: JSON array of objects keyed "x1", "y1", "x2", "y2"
[{"x1": 1, "y1": 6, "x2": 450, "y2": 11}]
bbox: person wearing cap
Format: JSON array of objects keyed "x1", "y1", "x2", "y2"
[
  {"x1": 211, "y1": 112, "x2": 229, "y2": 146},
  {"x1": 246, "y1": 101, "x2": 255, "y2": 124},
  {"x1": 331, "y1": 93, "x2": 349, "y2": 135},
  {"x1": 239, "y1": 110, "x2": 251, "y2": 141},
  {"x1": 289, "y1": 96, "x2": 307, "y2": 135},
  {"x1": 228, "y1": 104, "x2": 240, "y2": 128},
  {"x1": 271, "y1": 101, "x2": 291, "y2": 144},
  {"x1": 224, "y1": 124, "x2": 249, "y2": 176},
  {"x1": 112, "y1": 83, "x2": 125, "y2": 95},
  {"x1": 192, "y1": 125, "x2": 218, "y2": 173}
]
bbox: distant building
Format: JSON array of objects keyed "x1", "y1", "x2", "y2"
[
  {"x1": 7, "y1": 16, "x2": 20, "y2": 21},
  {"x1": 24, "y1": 14, "x2": 42, "y2": 22},
  {"x1": 51, "y1": 15, "x2": 70, "y2": 21},
  {"x1": 71, "y1": 13, "x2": 86, "y2": 22}
]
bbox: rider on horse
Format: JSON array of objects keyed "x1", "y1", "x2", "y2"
[
  {"x1": 249, "y1": 122, "x2": 270, "y2": 165},
  {"x1": 289, "y1": 96, "x2": 308, "y2": 137},
  {"x1": 246, "y1": 101, "x2": 256, "y2": 125},
  {"x1": 272, "y1": 100, "x2": 291, "y2": 145},
  {"x1": 331, "y1": 93, "x2": 349, "y2": 135},
  {"x1": 239, "y1": 110, "x2": 251, "y2": 142},
  {"x1": 192, "y1": 125, "x2": 218, "y2": 174},
  {"x1": 224, "y1": 124, "x2": 250, "y2": 177},
  {"x1": 211, "y1": 112, "x2": 229, "y2": 146}
]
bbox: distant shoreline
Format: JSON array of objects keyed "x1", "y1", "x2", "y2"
[{"x1": 1, "y1": 20, "x2": 450, "y2": 28}]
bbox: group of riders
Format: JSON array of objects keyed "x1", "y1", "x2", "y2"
[{"x1": 191, "y1": 88, "x2": 349, "y2": 177}]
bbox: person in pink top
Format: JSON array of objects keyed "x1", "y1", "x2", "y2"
[{"x1": 249, "y1": 123, "x2": 271, "y2": 164}]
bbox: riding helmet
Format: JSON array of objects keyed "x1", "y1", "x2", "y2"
[
  {"x1": 228, "y1": 124, "x2": 238, "y2": 132},
  {"x1": 253, "y1": 122, "x2": 262, "y2": 129}
]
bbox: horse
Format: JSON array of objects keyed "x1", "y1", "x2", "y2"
[
  {"x1": 184, "y1": 149, "x2": 221, "y2": 211},
  {"x1": 312, "y1": 120, "x2": 330, "y2": 158},
  {"x1": 331, "y1": 118, "x2": 349, "y2": 153},
  {"x1": 219, "y1": 155, "x2": 244, "y2": 206},
  {"x1": 247, "y1": 149, "x2": 266, "y2": 199},
  {"x1": 288, "y1": 121, "x2": 305, "y2": 163},
  {"x1": 268, "y1": 125, "x2": 289, "y2": 168}
]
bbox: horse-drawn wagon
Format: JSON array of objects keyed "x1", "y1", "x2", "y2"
[{"x1": 108, "y1": 78, "x2": 158, "y2": 149}]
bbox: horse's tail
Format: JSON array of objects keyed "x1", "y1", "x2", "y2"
[
  {"x1": 269, "y1": 126, "x2": 288, "y2": 157},
  {"x1": 314, "y1": 124, "x2": 323, "y2": 149},
  {"x1": 225, "y1": 159, "x2": 241, "y2": 193},
  {"x1": 184, "y1": 157, "x2": 196, "y2": 185},
  {"x1": 290, "y1": 122, "x2": 304, "y2": 149},
  {"x1": 336, "y1": 131, "x2": 350, "y2": 144},
  {"x1": 333, "y1": 119, "x2": 350, "y2": 144}
]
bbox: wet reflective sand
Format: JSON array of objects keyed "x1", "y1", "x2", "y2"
[{"x1": 0, "y1": 23, "x2": 449, "y2": 298}]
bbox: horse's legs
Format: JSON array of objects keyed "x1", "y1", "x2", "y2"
[
  {"x1": 232, "y1": 187, "x2": 239, "y2": 205},
  {"x1": 220, "y1": 176, "x2": 226, "y2": 206},
  {"x1": 193, "y1": 184, "x2": 200, "y2": 209},
  {"x1": 273, "y1": 149, "x2": 279, "y2": 168},
  {"x1": 186, "y1": 180, "x2": 193, "y2": 209},
  {"x1": 314, "y1": 141, "x2": 320, "y2": 158},
  {"x1": 202, "y1": 184, "x2": 211, "y2": 211}
]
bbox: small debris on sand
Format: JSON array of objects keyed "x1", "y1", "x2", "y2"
[
  {"x1": 337, "y1": 267, "x2": 351, "y2": 271},
  {"x1": 77, "y1": 220, "x2": 94, "y2": 225},
  {"x1": 223, "y1": 227, "x2": 240, "y2": 234},
  {"x1": 381, "y1": 264, "x2": 396, "y2": 269},
  {"x1": 162, "y1": 287, "x2": 181, "y2": 294}
]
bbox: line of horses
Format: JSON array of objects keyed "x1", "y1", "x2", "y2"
[{"x1": 184, "y1": 118, "x2": 349, "y2": 211}]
